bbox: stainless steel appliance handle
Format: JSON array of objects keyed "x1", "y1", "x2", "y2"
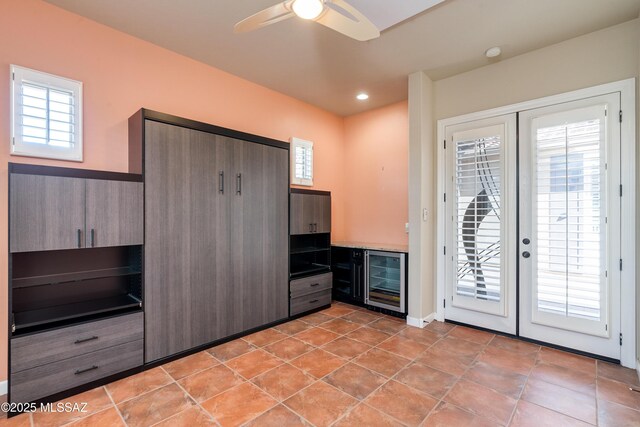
[{"x1": 364, "y1": 250, "x2": 369, "y2": 304}]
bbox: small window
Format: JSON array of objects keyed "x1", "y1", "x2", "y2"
[
  {"x1": 291, "y1": 137, "x2": 313, "y2": 186},
  {"x1": 10, "y1": 65, "x2": 83, "y2": 161}
]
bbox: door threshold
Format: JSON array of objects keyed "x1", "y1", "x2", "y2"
[{"x1": 444, "y1": 319, "x2": 620, "y2": 365}]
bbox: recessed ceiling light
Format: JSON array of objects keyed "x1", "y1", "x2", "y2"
[
  {"x1": 485, "y1": 46, "x2": 502, "y2": 58},
  {"x1": 356, "y1": 93, "x2": 369, "y2": 101}
]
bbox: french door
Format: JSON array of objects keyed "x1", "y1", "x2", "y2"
[
  {"x1": 519, "y1": 94, "x2": 621, "y2": 358},
  {"x1": 444, "y1": 115, "x2": 517, "y2": 334},
  {"x1": 444, "y1": 93, "x2": 622, "y2": 359}
]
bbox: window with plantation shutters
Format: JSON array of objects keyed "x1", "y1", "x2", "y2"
[
  {"x1": 291, "y1": 137, "x2": 313, "y2": 186},
  {"x1": 10, "y1": 65, "x2": 83, "y2": 161}
]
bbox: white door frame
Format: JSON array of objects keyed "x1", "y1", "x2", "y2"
[{"x1": 435, "y1": 78, "x2": 636, "y2": 368}]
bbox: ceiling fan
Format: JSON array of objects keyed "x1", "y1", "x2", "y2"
[{"x1": 234, "y1": 0, "x2": 380, "y2": 41}]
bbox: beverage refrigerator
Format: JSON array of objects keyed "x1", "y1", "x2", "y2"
[{"x1": 365, "y1": 250, "x2": 407, "y2": 313}]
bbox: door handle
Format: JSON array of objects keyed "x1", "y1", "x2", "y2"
[
  {"x1": 236, "y1": 173, "x2": 242, "y2": 195},
  {"x1": 90, "y1": 229, "x2": 95, "y2": 247},
  {"x1": 522, "y1": 251, "x2": 531, "y2": 258},
  {"x1": 77, "y1": 229, "x2": 82, "y2": 248},
  {"x1": 219, "y1": 171, "x2": 224, "y2": 194}
]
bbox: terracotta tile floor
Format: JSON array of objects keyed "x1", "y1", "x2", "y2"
[{"x1": 2, "y1": 303, "x2": 640, "y2": 426}]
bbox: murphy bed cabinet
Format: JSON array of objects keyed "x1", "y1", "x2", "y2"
[
  {"x1": 129, "y1": 109, "x2": 289, "y2": 363},
  {"x1": 289, "y1": 189, "x2": 332, "y2": 316},
  {"x1": 8, "y1": 164, "x2": 144, "y2": 404}
]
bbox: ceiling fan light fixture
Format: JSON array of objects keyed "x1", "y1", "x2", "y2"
[{"x1": 291, "y1": 0, "x2": 325, "y2": 20}]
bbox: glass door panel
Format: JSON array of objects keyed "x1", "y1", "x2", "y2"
[
  {"x1": 444, "y1": 115, "x2": 517, "y2": 334},
  {"x1": 519, "y1": 93, "x2": 621, "y2": 359},
  {"x1": 365, "y1": 251, "x2": 405, "y2": 312}
]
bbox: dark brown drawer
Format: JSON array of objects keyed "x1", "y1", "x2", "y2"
[
  {"x1": 11, "y1": 312, "x2": 143, "y2": 373},
  {"x1": 290, "y1": 273, "x2": 332, "y2": 299},
  {"x1": 11, "y1": 339, "x2": 142, "y2": 404},
  {"x1": 290, "y1": 289, "x2": 332, "y2": 316}
]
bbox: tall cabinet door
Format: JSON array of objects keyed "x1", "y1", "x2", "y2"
[
  {"x1": 85, "y1": 180, "x2": 143, "y2": 248},
  {"x1": 10, "y1": 174, "x2": 85, "y2": 253},
  {"x1": 216, "y1": 136, "x2": 242, "y2": 337},
  {"x1": 144, "y1": 120, "x2": 196, "y2": 362},
  {"x1": 188, "y1": 130, "x2": 222, "y2": 347},
  {"x1": 238, "y1": 141, "x2": 289, "y2": 330}
]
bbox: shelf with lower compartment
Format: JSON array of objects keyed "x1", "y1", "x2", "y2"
[{"x1": 13, "y1": 294, "x2": 142, "y2": 332}]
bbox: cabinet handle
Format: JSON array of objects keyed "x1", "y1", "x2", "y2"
[
  {"x1": 309, "y1": 223, "x2": 313, "y2": 233},
  {"x1": 74, "y1": 365, "x2": 99, "y2": 375},
  {"x1": 74, "y1": 336, "x2": 99, "y2": 344},
  {"x1": 310, "y1": 283, "x2": 320, "y2": 287},
  {"x1": 313, "y1": 223, "x2": 318, "y2": 232},
  {"x1": 219, "y1": 171, "x2": 224, "y2": 194},
  {"x1": 77, "y1": 229, "x2": 82, "y2": 248},
  {"x1": 309, "y1": 299, "x2": 319, "y2": 304},
  {"x1": 90, "y1": 229, "x2": 95, "y2": 247},
  {"x1": 236, "y1": 173, "x2": 242, "y2": 195}
]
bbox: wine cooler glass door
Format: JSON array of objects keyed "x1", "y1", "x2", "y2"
[{"x1": 365, "y1": 251, "x2": 405, "y2": 312}]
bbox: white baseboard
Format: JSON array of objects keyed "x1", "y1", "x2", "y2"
[
  {"x1": 0, "y1": 380, "x2": 7, "y2": 396},
  {"x1": 406, "y1": 313, "x2": 436, "y2": 328}
]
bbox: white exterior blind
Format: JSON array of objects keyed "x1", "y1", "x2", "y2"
[
  {"x1": 534, "y1": 116, "x2": 605, "y2": 320},
  {"x1": 11, "y1": 65, "x2": 83, "y2": 161},
  {"x1": 291, "y1": 137, "x2": 313, "y2": 186}
]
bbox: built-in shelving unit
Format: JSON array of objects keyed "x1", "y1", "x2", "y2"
[
  {"x1": 11, "y1": 245, "x2": 143, "y2": 335},
  {"x1": 290, "y1": 233, "x2": 331, "y2": 278}
]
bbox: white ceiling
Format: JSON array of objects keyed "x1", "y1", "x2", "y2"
[
  {"x1": 44, "y1": 0, "x2": 640, "y2": 116},
  {"x1": 348, "y1": 0, "x2": 446, "y2": 31}
]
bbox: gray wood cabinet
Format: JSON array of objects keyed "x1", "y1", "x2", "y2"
[
  {"x1": 10, "y1": 174, "x2": 86, "y2": 253},
  {"x1": 85, "y1": 179, "x2": 143, "y2": 248},
  {"x1": 10, "y1": 174, "x2": 143, "y2": 253},
  {"x1": 143, "y1": 119, "x2": 289, "y2": 362},
  {"x1": 290, "y1": 193, "x2": 331, "y2": 235}
]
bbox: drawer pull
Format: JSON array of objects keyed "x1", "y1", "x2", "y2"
[
  {"x1": 74, "y1": 336, "x2": 99, "y2": 344},
  {"x1": 74, "y1": 365, "x2": 99, "y2": 375},
  {"x1": 309, "y1": 299, "x2": 319, "y2": 304},
  {"x1": 310, "y1": 283, "x2": 320, "y2": 287}
]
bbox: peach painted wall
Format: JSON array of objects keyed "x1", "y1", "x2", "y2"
[
  {"x1": 343, "y1": 101, "x2": 409, "y2": 246},
  {"x1": 0, "y1": 0, "x2": 349, "y2": 381}
]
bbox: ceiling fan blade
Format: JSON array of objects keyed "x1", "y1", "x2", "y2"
[
  {"x1": 315, "y1": 0, "x2": 380, "y2": 41},
  {"x1": 234, "y1": 1, "x2": 295, "y2": 33}
]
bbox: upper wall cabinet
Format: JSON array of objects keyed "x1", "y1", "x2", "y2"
[
  {"x1": 10, "y1": 174, "x2": 85, "y2": 253},
  {"x1": 9, "y1": 166, "x2": 143, "y2": 253},
  {"x1": 85, "y1": 179, "x2": 143, "y2": 248},
  {"x1": 290, "y1": 192, "x2": 331, "y2": 235}
]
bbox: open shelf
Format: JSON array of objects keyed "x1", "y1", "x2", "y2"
[
  {"x1": 13, "y1": 267, "x2": 141, "y2": 289},
  {"x1": 290, "y1": 247, "x2": 331, "y2": 255},
  {"x1": 290, "y1": 263, "x2": 330, "y2": 279},
  {"x1": 13, "y1": 294, "x2": 141, "y2": 332}
]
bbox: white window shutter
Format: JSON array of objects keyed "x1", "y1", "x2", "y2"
[
  {"x1": 290, "y1": 137, "x2": 313, "y2": 186},
  {"x1": 11, "y1": 65, "x2": 83, "y2": 162}
]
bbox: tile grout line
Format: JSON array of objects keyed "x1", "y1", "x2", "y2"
[
  {"x1": 103, "y1": 385, "x2": 131, "y2": 427},
  {"x1": 169, "y1": 372, "x2": 222, "y2": 427}
]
